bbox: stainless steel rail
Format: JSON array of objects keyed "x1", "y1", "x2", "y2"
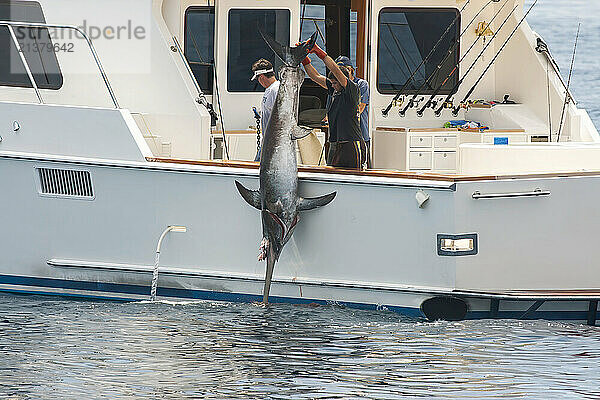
[
  {"x1": 0, "y1": 20, "x2": 119, "y2": 108},
  {"x1": 171, "y1": 35, "x2": 206, "y2": 102},
  {"x1": 472, "y1": 188, "x2": 551, "y2": 199}
]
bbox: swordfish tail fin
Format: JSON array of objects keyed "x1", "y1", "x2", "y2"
[{"x1": 259, "y1": 28, "x2": 318, "y2": 67}]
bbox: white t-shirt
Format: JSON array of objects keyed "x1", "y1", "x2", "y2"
[{"x1": 261, "y1": 80, "x2": 280, "y2": 135}]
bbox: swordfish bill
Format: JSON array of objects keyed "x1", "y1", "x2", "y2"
[{"x1": 235, "y1": 31, "x2": 336, "y2": 304}]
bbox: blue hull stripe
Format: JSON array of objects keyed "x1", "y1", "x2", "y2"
[
  {"x1": 0, "y1": 274, "x2": 424, "y2": 317},
  {"x1": 0, "y1": 275, "x2": 592, "y2": 321}
]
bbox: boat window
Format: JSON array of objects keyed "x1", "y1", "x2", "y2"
[
  {"x1": 300, "y1": 6, "x2": 358, "y2": 76},
  {"x1": 185, "y1": 7, "x2": 215, "y2": 94},
  {"x1": 227, "y1": 9, "x2": 290, "y2": 92},
  {"x1": 377, "y1": 8, "x2": 459, "y2": 95},
  {"x1": 0, "y1": 1, "x2": 63, "y2": 90},
  {"x1": 300, "y1": 5, "x2": 326, "y2": 75}
]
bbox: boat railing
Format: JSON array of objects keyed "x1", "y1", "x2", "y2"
[{"x1": 0, "y1": 20, "x2": 119, "y2": 109}]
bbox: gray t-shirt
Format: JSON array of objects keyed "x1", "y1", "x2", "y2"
[{"x1": 261, "y1": 80, "x2": 280, "y2": 135}]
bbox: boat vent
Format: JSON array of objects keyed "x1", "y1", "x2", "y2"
[{"x1": 37, "y1": 168, "x2": 94, "y2": 199}]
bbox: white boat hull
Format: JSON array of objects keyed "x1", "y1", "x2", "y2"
[{"x1": 1, "y1": 153, "x2": 599, "y2": 323}]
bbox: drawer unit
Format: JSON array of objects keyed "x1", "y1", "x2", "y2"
[
  {"x1": 410, "y1": 135, "x2": 433, "y2": 148},
  {"x1": 409, "y1": 151, "x2": 432, "y2": 170},
  {"x1": 433, "y1": 151, "x2": 456, "y2": 170},
  {"x1": 434, "y1": 135, "x2": 457, "y2": 149}
]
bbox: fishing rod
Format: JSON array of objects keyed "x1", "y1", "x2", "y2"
[
  {"x1": 402, "y1": 0, "x2": 507, "y2": 117},
  {"x1": 449, "y1": 0, "x2": 539, "y2": 116},
  {"x1": 381, "y1": 0, "x2": 472, "y2": 117},
  {"x1": 427, "y1": 2, "x2": 519, "y2": 117},
  {"x1": 557, "y1": 23, "x2": 581, "y2": 143}
]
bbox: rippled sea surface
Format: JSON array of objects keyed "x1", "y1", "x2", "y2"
[
  {"x1": 1, "y1": 295, "x2": 599, "y2": 400},
  {"x1": 2, "y1": 2, "x2": 600, "y2": 399}
]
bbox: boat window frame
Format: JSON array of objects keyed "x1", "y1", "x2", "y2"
[
  {"x1": 376, "y1": 7, "x2": 460, "y2": 96},
  {"x1": 226, "y1": 8, "x2": 291, "y2": 93},
  {"x1": 0, "y1": 0, "x2": 63, "y2": 90},
  {"x1": 184, "y1": 5, "x2": 216, "y2": 95}
]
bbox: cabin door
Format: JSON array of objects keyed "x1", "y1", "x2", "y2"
[{"x1": 214, "y1": 0, "x2": 301, "y2": 135}]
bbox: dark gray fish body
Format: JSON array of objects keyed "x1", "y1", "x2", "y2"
[{"x1": 236, "y1": 32, "x2": 336, "y2": 304}]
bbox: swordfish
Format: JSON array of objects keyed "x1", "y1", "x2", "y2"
[{"x1": 235, "y1": 31, "x2": 336, "y2": 304}]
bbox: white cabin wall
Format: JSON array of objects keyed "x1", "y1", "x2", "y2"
[
  {"x1": 494, "y1": 6, "x2": 559, "y2": 137},
  {"x1": 214, "y1": 0, "x2": 301, "y2": 131},
  {"x1": 370, "y1": 0, "x2": 502, "y2": 125},
  {"x1": 3, "y1": 0, "x2": 212, "y2": 160}
]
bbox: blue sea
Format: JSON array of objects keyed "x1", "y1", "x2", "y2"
[
  {"x1": 525, "y1": 0, "x2": 600, "y2": 129},
  {"x1": 1, "y1": 2, "x2": 599, "y2": 399}
]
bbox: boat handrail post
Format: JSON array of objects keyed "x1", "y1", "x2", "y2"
[
  {"x1": 6, "y1": 25, "x2": 43, "y2": 104},
  {"x1": 0, "y1": 20, "x2": 120, "y2": 109}
]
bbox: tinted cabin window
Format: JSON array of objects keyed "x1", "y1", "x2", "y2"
[
  {"x1": 227, "y1": 9, "x2": 290, "y2": 92},
  {"x1": 377, "y1": 8, "x2": 459, "y2": 95},
  {"x1": 0, "y1": 0, "x2": 63, "y2": 89},
  {"x1": 300, "y1": 5, "x2": 326, "y2": 75},
  {"x1": 185, "y1": 7, "x2": 215, "y2": 94},
  {"x1": 300, "y1": 6, "x2": 358, "y2": 76}
]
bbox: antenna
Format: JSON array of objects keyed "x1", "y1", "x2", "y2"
[{"x1": 557, "y1": 23, "x2": 581, "y2": 143}]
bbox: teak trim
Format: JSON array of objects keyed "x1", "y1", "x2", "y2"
[{"x1": 146, "y1": 157, "x2": 600, "y2": 182}]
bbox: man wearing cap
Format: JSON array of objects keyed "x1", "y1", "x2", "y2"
[
  {"x1": 335, "y1": 56, "x2": 371, "y2": 168},
  {"x1": 251, "y1": 59, "x2": 280, "y2": 162},
  {"x1": 301, "y1": 44, "x2": 367, "y2": 170}
]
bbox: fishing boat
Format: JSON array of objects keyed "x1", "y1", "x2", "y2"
[{"x1": 1, "y1": 0, "x2": 599, "y2": 324}]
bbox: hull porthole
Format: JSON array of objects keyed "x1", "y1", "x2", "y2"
[{"x1": 421, "y1": 296, "x2": 468, "y2": 321}]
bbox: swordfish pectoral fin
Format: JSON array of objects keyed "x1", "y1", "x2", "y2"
[
  {"x1": 298, "y1": 192, "x2": 337, "y2": 212},
  {"x1": 235, "y1": 181, "x2": 261, "y2": 210},
  {"x1": 292, "y1": 126, "x2": 313, "y2": 141}
]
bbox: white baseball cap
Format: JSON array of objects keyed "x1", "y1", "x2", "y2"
[{"x1": 251, "y1": 68, "x2": 274, "y2": 81}]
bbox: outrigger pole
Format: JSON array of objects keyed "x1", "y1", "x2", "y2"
[
  {"x1": 557, "y1": 23, "x2": 581, "y2": 143},
  {"x1": 429, "y1": 2, "x2": 521, "y2": 117},
  {"x1": 403, "y1": 0, "x2": 508, "y2": 117},
  {"x1": 381, "y1": 0, "x2": 472, "y2": 117}
]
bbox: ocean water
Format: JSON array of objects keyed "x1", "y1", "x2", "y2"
[
  {"x1": 2, "y1": 3, "x2": 600, "y2": 400},
  {"x1": 1, "y1": 295, "x2": 599, "y2": 399}
]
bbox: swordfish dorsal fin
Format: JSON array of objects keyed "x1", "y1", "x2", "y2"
[
  {"x1": 259, "y1": 28, "x2": 318, "y2": 67},
  {"x1": 298, "y1": 192, "x2": 337, "y2": 212},
  {"x1": 235, "y1": 181, "x2": 261, "y2": 210}
]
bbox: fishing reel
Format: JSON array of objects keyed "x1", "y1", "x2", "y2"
[{"x1": 434, "y1": 98, "x2": 454, "y2": 118}]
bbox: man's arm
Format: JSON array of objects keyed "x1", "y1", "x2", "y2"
[
  {"x1": 306, "y1": 43, "x2": 348, "y2": 88},
  {"x1": 322, "y1": 56, "x2": 348, "y2": 87},
  {"x1": 302, "y1": 59, "x2": 327, "y2": 89},
  {"x1": 358, "y1": 80, "x2": 369, "y2": 113}
]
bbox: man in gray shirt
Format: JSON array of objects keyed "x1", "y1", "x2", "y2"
[{"x1": 251, "y1": 59, "x2": 280, "y2": 162}]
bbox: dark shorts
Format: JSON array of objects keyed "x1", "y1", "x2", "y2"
[{"x1": 327, "y1": 141, "x2": 368, "y2": 170}]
